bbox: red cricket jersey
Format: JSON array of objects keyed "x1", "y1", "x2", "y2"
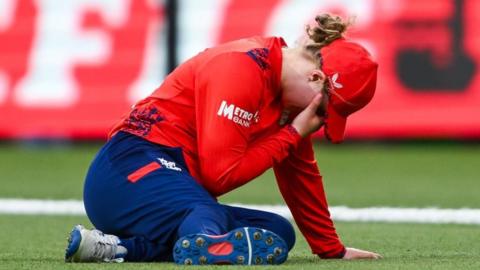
[{"x1": 110, "y1": 36, "x2": 345, "y2": 258}]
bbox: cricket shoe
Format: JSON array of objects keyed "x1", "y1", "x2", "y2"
[
  {"x1": 65, "y1": 225, "x2": 127, "y2": 263},
  {"x1": 173, "y1": 227, "x2": 288, "y2": 265}
]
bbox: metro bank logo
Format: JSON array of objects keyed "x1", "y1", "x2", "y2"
[{"x1": 217, "y1": 100, "x2": 259, "y2": 128}]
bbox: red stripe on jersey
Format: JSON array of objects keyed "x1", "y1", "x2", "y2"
[{"x1": 127, "y1": 162, "x2": 161, "y2": 183}]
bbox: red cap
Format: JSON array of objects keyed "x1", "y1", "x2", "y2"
[{"x1": 319, "y1": 38, "x2": 378, "y2": 143}]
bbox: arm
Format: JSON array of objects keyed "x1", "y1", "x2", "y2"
[
  {"x1": 273, "y1": 91, "x2": 381, "y2": 260},
  {"x1": 195, "y1": 53, "x2": 301, "y2": 196},
  {"x1": 273, "y1": 137, "x2": 346, "y2": 258},
  {"x1": 273, "y1": 136, "x2": 382, "y2": 260}
]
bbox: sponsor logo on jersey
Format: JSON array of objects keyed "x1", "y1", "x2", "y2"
[
  {"x1": 157, "y1": 158, "x2": 182, "y2": 171},
  {"x1": 217, "y1": 100, "x2": 259, "y2": 128}
]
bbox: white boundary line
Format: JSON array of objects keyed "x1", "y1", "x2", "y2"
[{"x1": 1, "y1": 199, "x2": 480, "y2": 225}]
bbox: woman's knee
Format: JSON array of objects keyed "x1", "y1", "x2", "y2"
[
  {"x1": 268, "y1": 213, "x2": 296, "y2": 251},
  {"x1": 178, "y1": 203, "x2": 232, "y2": 236}
]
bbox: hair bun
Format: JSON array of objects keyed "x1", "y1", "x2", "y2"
[{"x1": 306, "y1": 14, "x2": 350, "y2": 47}]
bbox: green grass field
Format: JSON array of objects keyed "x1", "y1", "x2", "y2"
[{"x1": 0, "y1": 142, "x2": 479, "y2": 269}]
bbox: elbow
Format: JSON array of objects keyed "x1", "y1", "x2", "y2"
[{"x1": 200, "y1": 171, "x2": 227, "y2": 196}]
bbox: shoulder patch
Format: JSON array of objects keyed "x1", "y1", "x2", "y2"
[{"x1": 246, "y1": 48, "x2": 270, "y2": 70}]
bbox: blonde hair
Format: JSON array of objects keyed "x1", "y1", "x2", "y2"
[
  {"x1": 302, "y1": 14, "x2": 352, "y2": 99},
  {"x1": 303, "y1": 14, "x2": 351, "y2": 61}
]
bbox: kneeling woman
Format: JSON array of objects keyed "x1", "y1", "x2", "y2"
[{"x1": 65, "y1": 14, "x2": 380, "y2": 265}]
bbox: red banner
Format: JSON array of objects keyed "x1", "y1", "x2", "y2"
[
  {"x1": 0, "y1": 0, "x2": 164, "y2": 139},
  {"x1": 345, "y1": 0, "x2": 480, "y2": 139},
  {"x1": 1, "y1": 0, "x2": 479, "y2": 139}
]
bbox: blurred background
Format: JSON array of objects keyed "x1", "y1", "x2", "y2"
[
  {"x1": 1, "y1": 2, "x2": 480, "y2": 268},
  {"x1": 0, "y1": 0, "x2": 479, "y2": 207},
  {"x1": 1, "y1": 0, "x2": 480, "y2": 140}
]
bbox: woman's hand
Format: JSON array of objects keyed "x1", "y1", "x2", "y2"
[
  {"x1": 291, "y1": 93, "x2": 325, "y2": 137},
  {"x1": 342, "y1": 247, "x2": 382, "y2": 260}
]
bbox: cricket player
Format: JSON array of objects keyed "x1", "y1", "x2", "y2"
[{"x1": 65, "y1": 14, "x2": 381, "y2": 265}]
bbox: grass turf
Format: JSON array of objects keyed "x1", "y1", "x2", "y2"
[
  {"x1": 1, "y1": 142, "x2": 479, "y2": 208},
  {"x1": 0, "y1": 215, "x2": 479, "y2": 270},
  {"x1": 0, "y1": 142, "x2": 479, "y2": 269}
]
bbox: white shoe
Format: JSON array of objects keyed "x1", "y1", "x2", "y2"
[{"x1": 65, "y1": 225, "x2": 127, "y2": 263}]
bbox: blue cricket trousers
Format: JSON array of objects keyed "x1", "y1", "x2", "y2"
[{"x1": 83, "y1": 131, "x2": 295, "y2": 262}]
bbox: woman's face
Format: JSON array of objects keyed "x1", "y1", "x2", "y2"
[{"x1": 281, "y1": 58, "x2": 328, "y2": 114}]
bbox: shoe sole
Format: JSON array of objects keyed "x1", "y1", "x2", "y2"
[
  {"x1": 173, "y1": 227, "x2": 288, "y2": 265},
  {"x1": 65, "y1": 225, "x2": 83, "y2": 262}
]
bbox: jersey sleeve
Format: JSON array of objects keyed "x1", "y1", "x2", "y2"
[
  {"x1": 195, "y1": 53, "x2": 302, "y2": 196},
  {"x1": 273, "y1": 137, "x2": 346, "y2": 258}
]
